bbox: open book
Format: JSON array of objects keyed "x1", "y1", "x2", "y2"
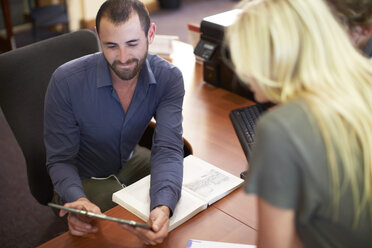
[{"x1": 112, "y1": 155, "x2": 244, "y2": 231}]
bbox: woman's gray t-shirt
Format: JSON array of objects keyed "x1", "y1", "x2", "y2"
[{"x1": 245, "y1": 99, "x2": 372, "y2": 247}]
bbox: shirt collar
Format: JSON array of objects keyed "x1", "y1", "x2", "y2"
[
  {"x1": 140, "y1": 55, "x2": 157, "y2": 87},
  {"x1": 96, "y1": 53, "x2": 112, "y2": 88},
  {"x1": 96, "y1": 53, "x2": 157, "y2": 88}
]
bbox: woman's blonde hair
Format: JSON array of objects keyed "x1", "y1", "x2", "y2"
[{"x1": 226, "y1": 0, "x2": 372, "y2": 225}]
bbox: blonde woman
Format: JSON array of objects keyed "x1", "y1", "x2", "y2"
[
  {"x1": 226, "y1": 0, "x2": 372, "y2": 247},
  {"x1": 326, "y1": 0, "x2": 372, "y2": 57}
]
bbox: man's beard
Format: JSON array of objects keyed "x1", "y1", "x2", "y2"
[{"x1": 109, "y1": 50, "x2": 148, "y2": 81}]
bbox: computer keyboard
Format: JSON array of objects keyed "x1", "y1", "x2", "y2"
[{"x1": 229, "y1": 103, "x2": 268, "y2": 162}]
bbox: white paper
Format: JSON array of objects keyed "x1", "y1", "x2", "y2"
[
  {"x1": 186, "y1": 239, "x2": 256, "y2": 248},
  {"x1": 183, "y1": 155, "x2": 244, "y2": 205}
]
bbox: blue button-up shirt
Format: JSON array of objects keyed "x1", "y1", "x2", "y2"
[{"x1": 44, "y1": 52, "x2": 184, "y2": 212}]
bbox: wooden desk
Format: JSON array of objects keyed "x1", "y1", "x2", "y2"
[
  {"x1": 175, "y1": 41, "x2": 258, "y2": 232},
  {"x1": 39, "y1": 204, "x2": 256, "y2": 248},
  {"x1": 38, "y1": 41, "x2": 257, "y2": 247}
]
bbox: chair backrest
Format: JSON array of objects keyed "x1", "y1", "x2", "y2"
[
  {"x1": 0, "y1": 30, "x2": 100, "y2": 205},
  {"x1": 139, "y1": 121, "x2": 193, "y2": 157},
  {"x1": 28, "y1": 0, "x2": 69, "y2": 41},
  {"x1": 28, "y1": 0, "x2": 68, "y2": 25}
]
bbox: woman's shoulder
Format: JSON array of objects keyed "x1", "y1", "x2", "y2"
[{"x1": 259, "y1": 99, "x2": 312, "y2": 131}]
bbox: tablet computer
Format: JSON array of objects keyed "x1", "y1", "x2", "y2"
[{"x1": 48, "y1": 202, "x2": 152, "y2": 230}]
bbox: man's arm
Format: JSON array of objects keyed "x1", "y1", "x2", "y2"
[
  {"x1": 45, "y1": 72, "x2": 105, "y2": 236},
  {"x1": 257, "y1": 197, "x2": 301, "y2": 248},
  {"x1": 44, "y1": 71, "x2": 86, "y2": 203},
  {"x1": 149, "y1": 66, "x2": 185, "y2": 215},
  {"x1": 120, "y1": 205, "x2": 171, "y2": 245}
]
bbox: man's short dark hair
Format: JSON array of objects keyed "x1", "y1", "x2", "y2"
[{"x1": 96, "y1": 0, "x2": 151, "y2": 35}]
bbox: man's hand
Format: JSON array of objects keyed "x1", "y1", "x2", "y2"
[
  {"x1": 60, "y1": 198, "x2": 102, "y2": 236},
  {"x1": 119, "y1": 205, "x2": 171, "y2": 245}
]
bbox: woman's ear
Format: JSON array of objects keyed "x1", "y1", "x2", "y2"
[{"x1": 147, "y1": 23, "x2": 156, "y2": 45}]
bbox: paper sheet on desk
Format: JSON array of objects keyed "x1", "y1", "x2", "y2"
[
  {"x1": 149, "y1": 35, "x2": 179, "y2": 55},
  {"x1": 186, "y1": 239, "x2": 256, "y2": 248}
]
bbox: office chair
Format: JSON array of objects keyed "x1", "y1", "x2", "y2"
[
  {"x1": 27, "y1": 0, "x2": 69, "y2": 41},
  {"x1": 139, "y1": 121, "x2": 193, "y2": 157},
  {"x1": 0, "y1": 29, "x2": 100, "y2": 205}
]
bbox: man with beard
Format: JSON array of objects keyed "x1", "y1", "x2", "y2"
[{"x1": 43, "y1": 0, "x2": 184, "y2": 244}]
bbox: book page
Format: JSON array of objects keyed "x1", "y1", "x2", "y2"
[
  {"x1": 169, "y1": 190, "x2": 207, "y2": 231},
  {"x1": 112, "y1": 175, "x2": 207, "y2": 231},
  {"x1": 112, "y1": 176, "x2": 150, "y2": 222},
  {"x1": 183, "y1": 155, "x2": 244, "y2": 205}
]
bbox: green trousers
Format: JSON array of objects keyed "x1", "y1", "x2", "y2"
[{"x1": 53, "y1": 145, "x2": 151, "y2": 213}]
